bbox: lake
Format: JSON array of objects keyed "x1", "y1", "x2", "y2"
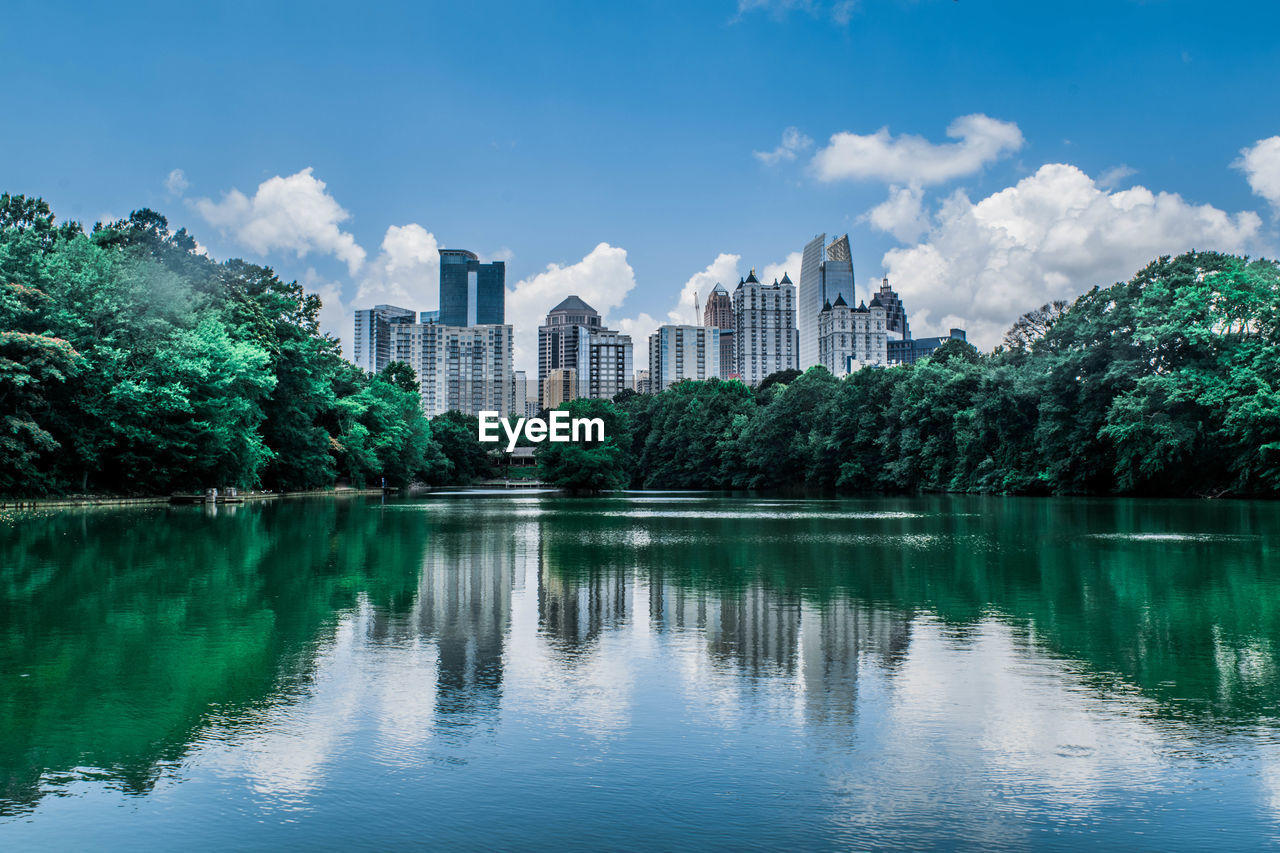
[{"x1": 2, "y1": 492, "x2": 1280, "y2": 850}]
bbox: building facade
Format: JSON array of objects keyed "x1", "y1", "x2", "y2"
[
  {"x1": 798, "y1": 233, "x2": 856, "y2": 369},
  {"x1": 875, "y1": 276, "x2": 909, "y2": 339},
  {"x1": 817, "y1": 294, "x2": 888, "y2": 377},
  {"x1": 887, "y1": 328, "x2": 968, "y2": 365},
  {"x1": 732, "y1": 269, "x2": 798, "y2": 386},
  {"x1": 703, "y1": 282, "x2": 736, "y2": 379},
  {"x1": 542, "y1": 368, "x2": 578, "y2": 410},
  {"x1": 438, "y1": 249, "x2": 505, "y2": 327},
  {"x1": 353, "y1": 304, "x2": 416, "y2": 373},
  {"x1": 389, "y1": 322, "x2": 515, "y2": 418},
  {"x1": 648, "y1": 325, "x2": 720, "y2": 391},
  {"x1": 536, "y1": 295, "x2": 631, "y2": 403},
  {"x1": 633, "y1": 369, "x2": 651, "y2": 395}
]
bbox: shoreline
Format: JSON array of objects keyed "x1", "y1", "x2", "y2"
[{"x1": 0, "y1": 488, "x2": 387, "y2": 510}]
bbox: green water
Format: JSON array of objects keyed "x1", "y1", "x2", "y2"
[{"x1": 2, "y1": 492, "x2": 1280, "y2": 850}]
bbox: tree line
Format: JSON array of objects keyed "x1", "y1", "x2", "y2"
[
  {"x1": 0, "y1": 195, "x2": 490, "y2": 495},
  {"x1": 543, "y1": 250, "x2": 1280, "y2": 498},
  {"x1": 5, "y1": 195, "x2": 1277, "y2": 498}
]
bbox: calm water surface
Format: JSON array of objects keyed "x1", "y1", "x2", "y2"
[{"x1": 2, "y1": 493, "x2": 1280, "y2": 850}]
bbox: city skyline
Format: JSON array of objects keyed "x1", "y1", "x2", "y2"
[{"x1": 4, "y1": 2, "x2": 1278, "y2": 376}]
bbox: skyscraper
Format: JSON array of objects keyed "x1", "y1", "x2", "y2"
[
  {"x1": 390, "y1": 322, "x2": 515, "y2": 417},
  {"x1": 798, "y1": 233, "x2": 855, "y2": 369},
  {"x1": 353, "y1": 304, "x2": 416, "y2": 373},
  {"x1": 648, "y1": 325, "x2": 720, "y2": 391},
  {"x1": 438, "y1": 249, "x2": 505, "y2": 327},
  {"x1": 875, "y1": 276, "x2": 909, "y2": 339},
  {"x1": 703, "y1": 282, "x2": 736, "y2": 379},
  {"x1": 733, "y1": 269, "x2": 798, "y2": 385},
  {"x1": 536, "y1": 295, "x2": 631, "y2": 403}
]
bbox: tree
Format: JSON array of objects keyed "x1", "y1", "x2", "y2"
[{"x1": 537, "y1": 398, "x2": 631, "y2": 493}]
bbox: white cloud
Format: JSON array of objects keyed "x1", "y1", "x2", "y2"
[
  {"x1": 506, "y1": 243, "x2": 638, "y2": 373},
  {"x1": 866, "y1": 184, "x2": 928, "y2": 243},
  {"x1": 811, "y1": 114, "x2": 1023, "y2": 186},
  {"x1": 165, "y1": 168, "x2": 189, "y2": 196},
  {"x1": 669, "y1": 253, "x2": 742, "y2": 324},
  {"x1": 1097, "y1": 164, "x2": 1137, "y2": 189},
  {"x1": 1234, "y1": 136, "x2": 1280, "y2": 213},
  {"x1": 616, "y1": 312, "x2": 659, "y2": 374},
  {"x1": 192, "y1": 167, "x2": 367, "y2": 275},
  {"x1": 754, "y1": 127, "x2": 814, "y2": 165},
  {"x1": 760, "y1": 251, "x2": 802, "y2": 287},
  {"x1": 882, "y1": 163, "x2": 1264, "y2": 349},
  {"x1": 308, "y1": 224, "x2": 441, "y2": 358}
]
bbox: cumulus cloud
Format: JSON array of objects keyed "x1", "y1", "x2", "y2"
[
  {"x1": 811, "y1": 114, "x2": 1023, "y2": 186},
  {"x1": 165, "y1": 168, "x2": 189, "y2": 196},
  {"x1": 882, "y1": 163, "x2": 1264, "y2": 349},
  {"x1": 760, "y1": 250, "x2": 802, "y2": 287},
  {"x1": 192, "y1": 167, "x2": 367, "y2": 275},
  {"x1": 669, "y1": 253, "x2": 742, "y2": 324},
  {"x1": 866, "y1": 185, "x2": 929, "y2": 243},
  {"x1": 1234, "y1": 136, "x2": 1280, "y2": 213},
  {"x1": 754, "y1": 127, "x2": 814, "y2": 165},
  {"x1": 506, "y1": 243, "x2": 638, "y2": 373}
]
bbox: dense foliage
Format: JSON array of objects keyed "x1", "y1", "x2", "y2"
[
  {"x1": 541, "y1": 251, "x2": 1280, "y2": 497},
  {"x1": 0, "y1": 195, "x2": 488, "y2": 495}
]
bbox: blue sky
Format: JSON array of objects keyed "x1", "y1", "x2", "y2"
[{"x1": 4, "y1": 0, "x2": 1279, "y2": 369}]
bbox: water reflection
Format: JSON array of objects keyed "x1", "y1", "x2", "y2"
[{"x1": 2, "y1": 494, "x2": 1280, "y2": 847}]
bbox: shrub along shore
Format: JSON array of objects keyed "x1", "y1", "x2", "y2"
[{"x1": 3, "y1": 194, "x2": 1279, "y2": 499}]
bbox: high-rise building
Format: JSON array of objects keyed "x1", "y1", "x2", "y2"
[
  {"x1": 703, "y1": 282, "x2": 736, "y2": 379},
  {"x1": 585, "y1": 328, "x2": 633, "y2": 400},
  {"x1": 648, "y1": 325, "x2": 720, "y2": 391},
  {"x1": 875, "y1": 276, "x2": 909, "y2": 339},
  {"x1": 536, "y1": 295, "x2": 631, "y2": 403},
  {"x1": 733, "y1": 269, "x2": 798, "y2": 386},
  {"x1": 438, "y1": 249, "x2": 505, "y2": 327},
  {"x1": 798, "y1": 233, "x2": 855, "y2": 369},
  {"x1": 817, "y1": 294, "x2": 888, "y2": 376},
  {"x1": 633, "y1": 369, "x2": 651, "y2": 395},
  {"x1": 542, "y1": 368, "x2": 578, "y2": 410},
  {"x1": 390, "y1": 322, "x2": 515, "y2": 418},
  {"x1": 353, "y1": 304, "x2": 416, "y2": 373}
]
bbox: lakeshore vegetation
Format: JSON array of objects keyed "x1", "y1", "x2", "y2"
[{"x1": 3, "y1": 194, "x2": 1279, "y2": 497}]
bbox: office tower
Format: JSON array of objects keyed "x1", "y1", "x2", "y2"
[
  {"x1": 875, "y1": 276, "x2": 909, "y2": 339},
  {"x1": 732, "y1": 269, "x2": 798, "y2": 386},
  {"x1": 798, "y1": 233, "x2": 855, "y2": 369},
  {"x1": 389, "y1": 322, "x2": 514, "y2": 418},
  {"x1": 648, "y1": 325, "x2": 720, "y2": 391},
  {"x1": 542, "y1": 368, "x2": 578, "y2": 410},
  {"x1": 703, "y1": 282, "x2": 736, "y2": 379},
  {"x1": 633, "y1": 370, "x2": 651, "y2": 394},
  {"x1": 536, "y1": 295, "x2": 631, "y2": 403},
  {"x1": 817, "y1": 294, "x2": 888, "y2": 377},
  {"x1": 438, "y1": 249, "x2": 505, "y2": 327},
  {"x1": 353, "y1": 304, "x2": 416, "y2": 373}
]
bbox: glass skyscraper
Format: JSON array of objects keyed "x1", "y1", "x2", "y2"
[
  {"x1": 798, "y1": 233, "x2": 855, "y2": 370},
  {"x1": 438, "y1": 249, "x2": 505, "y2": 327}
]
